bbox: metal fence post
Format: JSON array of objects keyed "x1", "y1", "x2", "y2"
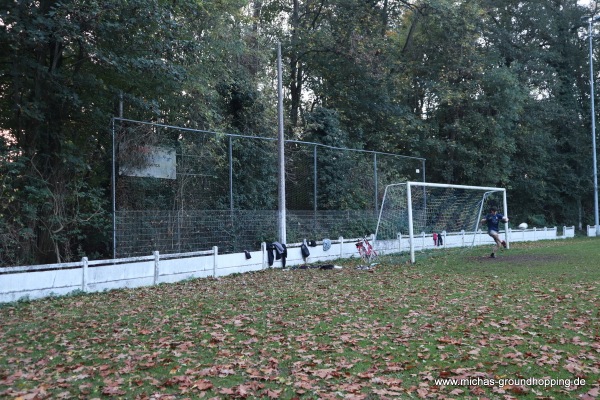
[
  {"x1": 111, "y1": 118, "x2": 116, "y2": 259},
  {"x1": 229, "y1": 136, "x2": 234, "y2": 213},
  {"x1": 314, "y1": 145, "x2": 318, "y2": 233},
  {"x1": 314, "y1": 145, "x2": 318, "y2": 213},
  {"x1": 374, "y1": 153, "x2": 378, "y2": 214}
]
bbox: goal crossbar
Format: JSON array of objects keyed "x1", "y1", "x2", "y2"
[{"x1": 389, "y1": 181, "x2": 506, "y2": 192}]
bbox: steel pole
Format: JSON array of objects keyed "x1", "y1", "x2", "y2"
[
  {"x1": 112, "y1": 118, "x2": 116, "y2": 259},
  {"x1": 277, "y1": 43, "x2": 287, "y2": 244},
  {"x1": 589, "y1": 17, "x2": 600, "y2": 236}
]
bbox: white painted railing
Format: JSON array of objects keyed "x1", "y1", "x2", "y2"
[
  {"x1": 0, "y1": 227, "x2": 575, "y2": 303},
  {"x1": 0, "y1": 238, "x2": 360, "y2": 303},
  {"x1": 374, "y1": 226, "x2": 574, "y2": 254},
  {"x1": 587, "y1": 225, "x2": 600, "y2": 237}
]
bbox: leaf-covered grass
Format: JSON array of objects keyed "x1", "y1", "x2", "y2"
[{"x1": 1, "y1": 238, "x2": 599, "y2": 399}]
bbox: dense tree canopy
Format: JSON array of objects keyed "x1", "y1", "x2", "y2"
[{"x1": 1, "y1": 0, "x2": 598, "y2": 265}]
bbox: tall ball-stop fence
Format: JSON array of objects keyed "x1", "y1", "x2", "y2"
[{"x1": 112, "y1": 118, "x2": 426, "y2": 257}]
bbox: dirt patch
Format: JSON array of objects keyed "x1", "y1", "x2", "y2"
[{"x1": 468, "y1": 254, "x2": 566, "y2": 264}]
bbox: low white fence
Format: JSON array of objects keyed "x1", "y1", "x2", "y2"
[
  {"x1": 0, "y1": 238, "x2": 360, "y2": 303},
  {"x1": 587, "y1": 225, "x2": 600, "y2": 237},
  {"x1": 374, "y1": 226, "x2": 574, "y2": 253},
  {"x1": 0, "y1": 226, "x2": 575, "y2": 304}
]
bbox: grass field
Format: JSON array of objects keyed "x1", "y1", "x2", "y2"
[{"x1": 1, "y1": 237, "x2": 599, "y2": 399}]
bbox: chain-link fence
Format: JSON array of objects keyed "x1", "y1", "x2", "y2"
[{"x1": 113, "y1": 118, "x2": 425, "y2": 257}]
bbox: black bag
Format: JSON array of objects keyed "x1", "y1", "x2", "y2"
[
  {"x1": 301, "y1": 243, "x2": 310, "y2": 258},
  {"x1": 319, "y1": 264, "x2": 334, "y2": 270}
]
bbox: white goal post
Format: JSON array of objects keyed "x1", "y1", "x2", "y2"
[{"x1": 375, "y1": 182, "x2": 508, "y2": 263}]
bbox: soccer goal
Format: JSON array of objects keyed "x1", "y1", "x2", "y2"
[{"x1": 375, "y1": 182, "x2": 508, "y2": 263}]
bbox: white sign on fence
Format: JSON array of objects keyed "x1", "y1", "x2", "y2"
[{"x1": 120, "y1": 146, "x2": 176, "y2": 180}]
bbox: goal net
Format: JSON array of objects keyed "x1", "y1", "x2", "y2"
[{"x1": 375, "y1": 182, "x2": 507, "y2": 263}]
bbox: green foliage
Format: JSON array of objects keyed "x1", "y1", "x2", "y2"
[
  {"x1": 0, "y1": 0, "x2": 251, "y2": 264},
  {"x1": 480, "y1": 0, "x2": 592, "y2": 226},
  {"x1": 0, "y1": 0, "x2": 597, "y2": 264},
  {"x1": 303, "y1": 108, "x2": 372, "y2": 210}
]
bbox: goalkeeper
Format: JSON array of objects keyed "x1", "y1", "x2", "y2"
[{"x1": 481, "y1": 207, "x2": 508, "y2": 258}]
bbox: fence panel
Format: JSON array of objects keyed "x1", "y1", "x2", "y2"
[
  {"x1": 114, "y1": 119, "x2": 425, "y2": 257},
  {"x1": 1, "y1": 227, "x2": 575, "y2": 303}
]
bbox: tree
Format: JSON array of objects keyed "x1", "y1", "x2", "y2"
[
  {"x1": 0, "y1": 0, "x2": 251, "y2": 264},
  {"x1": 480, "y1": 0, "x2": 592, "y2": 226}
]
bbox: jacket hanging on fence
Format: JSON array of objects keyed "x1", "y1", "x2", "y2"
[{"x1": 267, "y1": 242, "x2": 287, "y2": 268}]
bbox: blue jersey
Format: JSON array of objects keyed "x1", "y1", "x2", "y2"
[{"x1": 484, "y1": 213, "x2": 505, "y2": 232}]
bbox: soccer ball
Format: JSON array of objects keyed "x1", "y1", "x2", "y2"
[{"x1": 518, "y1": 222, "x2": 528, "y2": 229}]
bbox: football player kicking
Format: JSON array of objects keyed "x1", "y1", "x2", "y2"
[{"x1": 481, "y1": 207, "x2": 509, "y2": 258}]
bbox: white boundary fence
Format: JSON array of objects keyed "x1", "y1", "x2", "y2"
[
  {"x1": 587, "y1": 225, "x2": 600, "y2": 236},
  {"x1": 0, "y1": 227, "x2": 575, "y2": 304},
  {"x1": 375, "y1": 226, "x2": 574, "y2": 253}
]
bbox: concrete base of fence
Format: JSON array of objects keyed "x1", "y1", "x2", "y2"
[{"x1": 0, "y1": 227, "x2": 576, "y2": 303}]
